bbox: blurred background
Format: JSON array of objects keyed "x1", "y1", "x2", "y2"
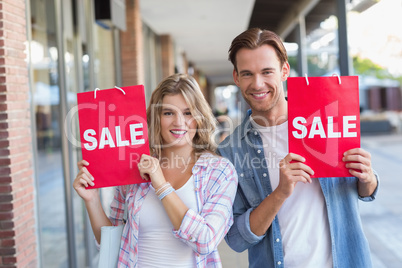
[{"x1": 1, "y1": 0, "x2": 401, "y2": 267}]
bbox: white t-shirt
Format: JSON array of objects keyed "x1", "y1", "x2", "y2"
[
  {"x1": 137, "y1": 176, "x2": 197, "y2": 267},
  {"x1": 251, "y1": 118, "x2": 333, "y2": 268}
]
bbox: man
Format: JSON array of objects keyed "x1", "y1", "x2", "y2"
[{"x1": 218, "y1": 28, "x2": 378, "y2": 268}]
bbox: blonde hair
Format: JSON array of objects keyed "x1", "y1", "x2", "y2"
[{"x1": 147, "y1": 73, "x2": 217, "y2": 158}]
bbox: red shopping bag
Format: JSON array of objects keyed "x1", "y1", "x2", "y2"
[
  {"x1": 77, "y1": 85, "x2": 150, "y2": 188},
  {"x1": 287, "y1": 76, "x2": 360, "y2": 178}
]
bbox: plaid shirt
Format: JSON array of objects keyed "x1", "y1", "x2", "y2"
[{"x1": 108, "y1": 153, "x2": 238, "y2": 267}]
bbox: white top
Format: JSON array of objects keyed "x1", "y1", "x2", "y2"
[
  {"x1": 137, "y1": 176, "x2": 197, "y2": 267},
  {"x1": 251, "y1": 118, "x2": 332, "y2": 268}
]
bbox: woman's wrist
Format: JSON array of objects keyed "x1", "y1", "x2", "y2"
[
  {"x1": 154, "y1": 181, "x2": 169, "y2": 194},
  {"x1": 84, "y1": 191, "x2": 101, "y2": 209},
  {"x1": 154, "y1": 182, "x2": 175, "y2": 200}
]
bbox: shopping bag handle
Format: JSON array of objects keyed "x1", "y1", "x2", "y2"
[
  {"x1": 304, "y1": 73, "x2": 341, "y2": 86},
  {"x1": 332, "y1": 74, "x2": 342, "y2": 85},
  {"x1": 94, "y1": 86, "x2": 126, "y2": 99}
]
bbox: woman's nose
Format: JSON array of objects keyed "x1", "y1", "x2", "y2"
[{"x1": 173, "y1": 113, "x2": 185, "y2": 125}]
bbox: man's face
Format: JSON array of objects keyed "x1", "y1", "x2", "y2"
[{"x1": 233, "y1": 45, "x2": 289, "y2": 120}]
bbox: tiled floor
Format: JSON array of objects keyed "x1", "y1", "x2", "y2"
[{"x1": 360, "y1": 133, "x2": 402, "y2": 268}]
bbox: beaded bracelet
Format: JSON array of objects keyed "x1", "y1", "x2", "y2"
[{"x1": 157, "y1": 185, "x2": 175, "y2": 200}]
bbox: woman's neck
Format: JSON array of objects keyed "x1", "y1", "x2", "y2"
[{"x1": 160, "y1": 147, "x2": 196, "y2": 170}]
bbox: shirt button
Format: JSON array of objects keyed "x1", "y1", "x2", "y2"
[
  {"x1": 277, "y1": 261, "x2": 282, "y2": 265},
  {"x1": 240, "y1": 173, "x2": 244, "y2": 177},
  {"x1": 257, "y1": 150, "x2": 261, "y2": 154},
  {"x1": 254, "y1": 131, "x2": 258, "y2": 135},
  {"x1": 276, "y1": 238, "x2": 280, "y2": 242},
  {"x1": 263, "y1": 173, "x2": 267, "y2": 177}
]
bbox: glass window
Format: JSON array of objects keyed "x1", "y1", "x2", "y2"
[
  {"x1": 93, "y1": 24, "x2": 116, "y2": 89},
  {"x1": 30, "y1": 0, "x2": 123, "y2": 266},
  {"x1": 143, "y1": 23, "x2": 163, "y2": 102},
  {"x1": 30, "y1": 0, "x2": 68, "y2": 266}
]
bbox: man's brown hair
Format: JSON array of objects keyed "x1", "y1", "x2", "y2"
[{"x1": 228, "y1": 28, "x2": 288, "y2": 72}]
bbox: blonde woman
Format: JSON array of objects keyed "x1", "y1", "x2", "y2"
[{"x1": 73, "y1": 73, "x2": 238, "y2": 267}]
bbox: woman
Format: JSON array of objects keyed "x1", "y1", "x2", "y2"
[{"x1": 73, "y1": 73, "x2": 238, "y2": 267}]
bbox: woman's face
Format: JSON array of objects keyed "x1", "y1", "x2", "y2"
[{"x1": 159, "y1": 94, "x2": 197, "y2": 150}]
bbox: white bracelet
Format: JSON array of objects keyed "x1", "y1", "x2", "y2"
[
  {"x1": 157, "y1": 186, "x2": 175, "y2": 200},
  {"x1": 155, "y1": 182, "x2": 171, "y2": 195}
]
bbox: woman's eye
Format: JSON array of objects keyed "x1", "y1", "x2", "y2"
[{"x1": 163, "y1": 112, "x2": 173, "y2": 116}]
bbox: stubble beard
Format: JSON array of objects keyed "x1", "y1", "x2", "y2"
[{"x1": 245, "y1": 89, "x2": 282, "y2": 115}]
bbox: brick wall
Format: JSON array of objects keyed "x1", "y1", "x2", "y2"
[
  {"x1": 120, "y1": 0, "x2": 145, "y2": 87},
  {"x1": 0, "y1": 1, "x2": 37, "y2": 267}
]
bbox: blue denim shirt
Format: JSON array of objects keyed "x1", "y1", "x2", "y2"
[{"x1": 217, "y1": 110, "x2": 378, "y2": 268}]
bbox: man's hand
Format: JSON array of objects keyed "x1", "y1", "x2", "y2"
[
  {"x1": 249, "y1": 153, "x2": 315, "y2": 236},
  {"x1": 343, "y1": 148, "x2": 377, "y2": 197},
  {"x1": 278, "y1": 153, "x2": 314, "y2": 199}
]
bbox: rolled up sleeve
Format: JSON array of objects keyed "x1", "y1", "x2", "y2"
[
  {"x1": 359, "y1": 169, "x2": 380, "y2": 202},
  {"x1": 225, "y1": 204, "x2": 264, "y2": 252}
]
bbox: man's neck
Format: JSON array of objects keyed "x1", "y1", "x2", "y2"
[
  {"x1": 252, "y1": 113, "x2": 287, "y2": 127},
  {"x1": 251, "y1": 104, "x2": 288, "y2": 127}
]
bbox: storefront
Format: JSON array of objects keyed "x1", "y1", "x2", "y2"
[
  {"x1": 0, "y1": 0, "x2": 193, "y2": 266},
  {"x1": 29, "y1": 0, "x2": 125, "y2": 266},
  {"x1": 27, "y1": 0, "x2": 166, "y2": 266}
]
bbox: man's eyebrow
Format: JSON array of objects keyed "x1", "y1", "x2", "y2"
[
  {"x1": 262, "y1": 67, "x2": 275, "y2": 71},
  {"x1": 239, "y1": 67, "x2": 275, "y2": 74},
  {"x1": 239, "y1": 69, "x2": 251, "y2": 75}
]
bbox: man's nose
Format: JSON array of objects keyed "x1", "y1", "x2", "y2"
[{"x1": 251, "y1": 74, "x2": 264, "y2": 89}]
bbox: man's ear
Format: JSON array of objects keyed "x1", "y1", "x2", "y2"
[
  {"x1": 233, "y1": 69, "x2": 240, "y2": 87},
  {"x1": 281, "y1": 62, "x2": 290, "y2": 81}
]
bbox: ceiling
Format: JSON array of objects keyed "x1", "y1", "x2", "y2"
[
  {"x1": 140, "y1": 0, "x2": 376, "y2": 86},
  {"x1": 140, "y1": 0, "x2": 255, "y2": 86},
  {"x1": 249, "y1": 0, "x2": 337, "y2": 42}
]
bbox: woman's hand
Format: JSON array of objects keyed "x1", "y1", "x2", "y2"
[
  {"x1": 137, "y1": 154, "x2": 166, "y2": 189},
  {"x1": 73, "y1": 160, "x2": 111, "y2": 243},
  {"x1": 73, "y1": 160, "x2": 99, "y2": 202}
]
